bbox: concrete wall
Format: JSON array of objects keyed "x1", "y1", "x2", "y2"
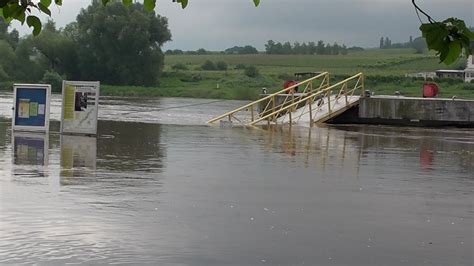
[{"x1": 359, "y1": 96, "x2": 474, "y2": 123}]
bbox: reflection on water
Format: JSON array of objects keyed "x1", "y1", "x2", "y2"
[
  {"x1": 60, "y1": 135, "x2": 97, "y2": 179},
  {"x1": 0, "y1": 100, "x2": 473, "y2": 265},
  {"x1": 13, "y1": 133, "x2": 48, "y2": 166}
]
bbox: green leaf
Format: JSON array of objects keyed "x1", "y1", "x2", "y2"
[
  {"x1": 122, "y1": 0, "x2": 132, "y2": 6},
  {"x1": 0, "y1": 0, "x2": 8, "y2": 8},
  {"x1": 443, "y1": 41, "x2": 462, "y2": 65},
  {"x1": 26, "y1": 15, "x2": 42, "y2": 36},
  {"x1": 54, "y1": 0, "x2": 62, "y2": 6},
  {"x1": 253, "y1": 0, "x2": 260, "y2": 6},
  {"x1": 38, "y1": 3, "x2": 51, "y2": 16},
  {"x1": 16, "y1": 11, "x2": 25, "y2": 24},
  {"x1": 0, "y1": 7, "x2": 12, "y2": 22},
  {"x1": 143, "y1": 0, "x2": 155, "y2": 11},
  {"x1": 172, "y1": 0, "x2": 187, "y2": 9},
  {"x1": 40, "y1": 0, "x2": 51, "y2": 8}
]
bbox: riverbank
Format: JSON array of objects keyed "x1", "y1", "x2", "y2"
[{"x1": 2, "y1": 49, "x2": 473, "y2": 99}]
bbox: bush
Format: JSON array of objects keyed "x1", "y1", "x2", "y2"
[
  {"x1": 0, "y1": 80, "x2": 13, "y2": 91},
  {"x1": 216, "y1": 61, "x2": 228, "y2": 71},
  {"x1": 201, "y1": 60, "x2": 216, "y2": 70},
  {"x1": 0, "y1": 65, "x2": 9, "y2": 80},
  {"x1": 172, "y1": 63, "x2": 188, "y2": 71},
  {"x1": 41, "y1": 70, "x2": 64, "y2": 93},
  {"x1": 244, "y1": 66, "x2": 259, "y2": 78},
  {"x1": 277, "y1": 73, "x2": 293, "y2": 80},
  {"x1": 460, "y1": 83, "x2": 474, "y2": 91},
  {"x1": 235, "y1": 63, "x2": 246, "y2": 70}
]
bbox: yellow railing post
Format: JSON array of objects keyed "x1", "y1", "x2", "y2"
[
  {"x1": 272, "y1": 96, "x2": 276, "y2": 122},
  {"x1": 250, "y1": 105, "x2": 254, "y2": 122},
  {"x1": 361, "y1": 74, "x2": 365, "y2": 95},
  {"x1": 327, "y1": 91, "x2": 332, "y2": 113}
]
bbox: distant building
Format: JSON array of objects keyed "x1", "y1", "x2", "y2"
[
  {"x1": 406, "y1": 72, "x2": 436, "y2": 79},
  {"x1": 435, "y1": 69, "x2": 465, "y2": 79},
  {"x1": 465, "y1": 41, "x2": 474, "y2": 82},
  {"x1": 434, "y1": 41, "x2": 474, "y2": 82}
]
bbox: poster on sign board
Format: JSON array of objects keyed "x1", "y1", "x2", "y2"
[
  {"x1": 12, "y1": 84, "x2": 51, "y2": 133},
  {"x1": 60, "y1": 81, "x2": 100, "y2": 135}
]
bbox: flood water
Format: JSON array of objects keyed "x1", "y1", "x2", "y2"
[{"x1": 0, "y1": 93, "x2": 473, "y2": 265}]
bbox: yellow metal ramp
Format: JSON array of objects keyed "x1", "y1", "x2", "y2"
[{"x1": 207, "y1": 72, "x2": 365, "y2": 127}]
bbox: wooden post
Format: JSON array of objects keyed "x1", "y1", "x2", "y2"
[{"x1": 308, "y1": 98, "x2": 313, "y2": 126}]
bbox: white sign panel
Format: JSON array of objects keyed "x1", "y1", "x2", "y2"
[{"x1": 60, "y1": 81, "x2": 100, "y2": 135}]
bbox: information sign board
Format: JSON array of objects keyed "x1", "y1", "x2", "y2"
[
  {"x1": 60, "y1": 81, "x2": 100, "y2": 135},
  {"x1": 12, "y1": 84, "x2": 51, "y2": 132}
]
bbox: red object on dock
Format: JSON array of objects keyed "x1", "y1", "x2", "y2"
[
  {"x1": 423, "y1": 83, "x2": 439, "y2": 98},
  {"x1": 284, "y1": 80, "x2": 299, "y2": 93}
]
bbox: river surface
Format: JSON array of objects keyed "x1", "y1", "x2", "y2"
[{"x1": 0, "y1": 93, "x2": 473, "y2": 265}]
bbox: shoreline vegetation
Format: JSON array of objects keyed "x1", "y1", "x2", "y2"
[{"x1": 2, "y1": 49, "x2": 474, "y2": 100}]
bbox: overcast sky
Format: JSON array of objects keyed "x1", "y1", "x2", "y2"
[{"x1": 10, "y1": 0, "x2": 474, "y2": 50}]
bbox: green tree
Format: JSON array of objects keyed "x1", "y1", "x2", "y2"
[
  {"x1": 0, "y1": 40, "x2": 15, "y2": 79},
  {"x1": 13, "y1": 37, "x2": 48, "y2": 82},
  {"x1": 41, "y1": 70, "x2": 64, "y2": 92},
  {"x1": 32, "y1": 20, "x2": 80, "y2": 79},
  {"x1": 411, "y1": 36, "x2": 428, "y2": 54},
  {"x1": 282, "y1": 41, "x2": 292, "y2": 54},
  {"x1": 0, "y1": 18, "x2": 18, "y2": 48},
  {"x1": 75, "y1": 1, "x2": 171, "y2": 85},
  {"x1": 265, "y1": 40, "x2": 276, "y2": 54},
  {"x1": 316, "y1": 40, "x2": 325, "y2": 55}
]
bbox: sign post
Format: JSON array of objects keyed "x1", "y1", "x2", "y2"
[
  {"x1": 12, "y1": 84, "x2": 51, "y2": 133},
  {"x1": 60, "y1": 81, "x2": 100, "y2": 136}
]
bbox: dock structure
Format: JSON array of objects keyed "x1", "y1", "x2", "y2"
[
  {"x1": 329, "y1": 96, "x2": 474, "y2": 127},
  {"x1": 208, "y1": 72, "x2": 474, "y2": 128}
]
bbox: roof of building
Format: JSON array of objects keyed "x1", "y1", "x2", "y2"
[{"x1": 435, "y1": 69, "x2": 465, "y2": 73}]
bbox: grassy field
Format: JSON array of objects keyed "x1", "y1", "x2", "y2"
[
  {"x1": 102, "y1": 48, "x2": 474, "y2": 100},
  {"x1": 1, "y1": 48, "x2": 468, "y2": 99}
]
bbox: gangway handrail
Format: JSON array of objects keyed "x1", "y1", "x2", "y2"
[
  {"x1": 207, "y1": 72, "x2": 330, "y2": 124},
  {"x1": 248, "y1": 73, "x2": 364, "y2": 126},
  {"x1": 286, "y1": 73, "x2": 364, "y2": 124}
]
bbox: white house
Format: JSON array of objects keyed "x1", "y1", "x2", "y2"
[{"x1": 464, "y1": 41, "x2": 474, "y2": 82}]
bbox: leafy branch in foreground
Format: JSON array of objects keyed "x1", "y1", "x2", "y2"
[{"x1": 412, "y1": 0, "x2": 474, "y2": 65}]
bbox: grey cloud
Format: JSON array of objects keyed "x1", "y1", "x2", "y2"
[{"x1": 10, "y1": 0, "x2": 474, "y2": 50}]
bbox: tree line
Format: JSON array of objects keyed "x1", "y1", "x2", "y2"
[
  {"x1": 166, "y1": 45, "x2": 259, "y2": 55},
  {"x1": 0, "y1": 1, "x2": 171, "y2": 91},
  {"x1": 264, "y1": 40, "x2": 362, "y2": 55},
  {"x1": 379, "y1": 36, "x2": 428, "y2": 53}
]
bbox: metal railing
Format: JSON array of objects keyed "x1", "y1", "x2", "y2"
[
  {"x1": 249, "y1": 73, "x2": 365, "y2": 126},
  {"x1": 207, "y1": 72, "x2": 330, "y2": 125}
]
